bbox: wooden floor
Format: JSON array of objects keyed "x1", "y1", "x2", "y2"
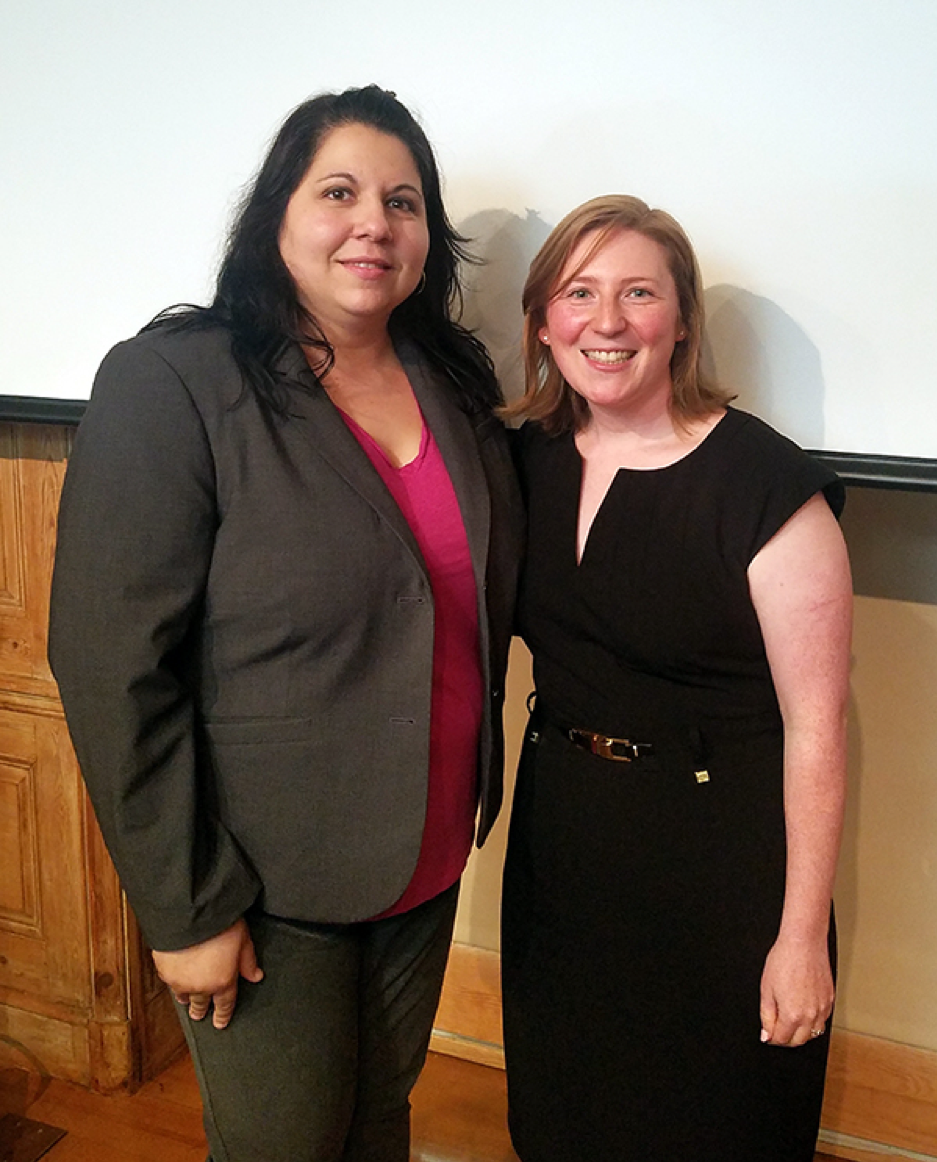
[{"x1": 1, "y1": 1050, "x2": 839, "y2": 1161}]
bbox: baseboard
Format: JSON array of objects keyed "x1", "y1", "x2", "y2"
[
  {"x1": 821, "y1": 1030, "x2": 937, "y2": 1159},
  {"x1": 432, "y1": 942, "x2": 503, "y2": 1068},
  {"x1": 435, "y1": 943, "x2": 937, "y2": 1158},
  {"x1": 817, "y1": 1130, "x2": 933, "y2": 1162},
  {"x1": 429, "y1": 1029, "x2": 505, "y2": 1070},
  {"x1": 0, "y1": 1002, "x2": 91, "y2": 1086}
]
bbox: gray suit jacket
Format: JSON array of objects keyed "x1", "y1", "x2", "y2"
[{"x1": 49, "y1": 325, "x2": 524, "y2": 950}]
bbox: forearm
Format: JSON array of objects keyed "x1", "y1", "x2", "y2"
[{"x1": 777, "y1": 722, "x2": 847, "y2": 945}]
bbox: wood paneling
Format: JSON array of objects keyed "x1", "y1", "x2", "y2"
[
  {"x1": 0, "y1": 708, "x2": 89, "y2": 1005},
  {"x1": 0, "y1": 424, "x2": 69, "y2": 695},
  {"x1": 0, "y1": 422, "x2": 183, "y2": 1091},
  {"x1": 0, "y1": 748, "x2": 39, "y2": 925}
]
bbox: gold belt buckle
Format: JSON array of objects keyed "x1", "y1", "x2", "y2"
[{"x1": 570, "y1": 728, "x2": 642, "y2": 762}]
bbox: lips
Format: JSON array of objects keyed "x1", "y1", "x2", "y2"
[
  {"x1": 339, "y1": 257, "x2": 392, "y2": 272},
  {"x1": 582, "y1": 349, "x2": 635, "y2": 365}
]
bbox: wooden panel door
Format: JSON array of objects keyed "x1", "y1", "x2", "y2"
[{"x1": 0, "y1": 422, "x2": 183, "y2": 1090}]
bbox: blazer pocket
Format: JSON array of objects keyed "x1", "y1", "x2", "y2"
[{"x1": 203, "y1": 716, "x2": 315, "y2": 746}]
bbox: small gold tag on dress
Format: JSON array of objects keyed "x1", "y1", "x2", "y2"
[{"x1": 695, "y1": 770, "x2": 710, "y2": 784}]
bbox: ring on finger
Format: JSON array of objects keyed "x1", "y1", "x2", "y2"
[{"x1": 810, "y1": 1027, "x2": 824, "y2": 1038}]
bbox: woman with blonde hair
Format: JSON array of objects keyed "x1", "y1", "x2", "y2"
[{"x1": 500, "y1": 195, "x2": 850, "y2": 1161}]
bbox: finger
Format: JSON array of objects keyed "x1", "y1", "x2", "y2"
[
  {"x1": 768, "y1": 1014, "x2": 801, "y2": 1046},
  {"x1": 762, "y1": 999, "x2": 802, "y2": 1045},
  {"x1": 187, "y1": 994, "x2": 212, "y2": 1022},
  {"x1": 759, "y1": 998, "x2": 777, "y2": 1044},
  {"x1": 771, "y1": 1013, "x2": 824, "y2": 1047},
  {"x1": 211, "y1": 982, "x2": 239, "y2": 1030},
  {"x1": 238, "y1": 933, "x2": 264, "y2": 984}
]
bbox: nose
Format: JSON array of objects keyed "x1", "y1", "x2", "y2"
[
  {"x1": 352, "y1": 194, "x2": 392, "y2": 241},
  {"x1": 593, "y1": 294, "x2": 627, "y2": 334}
]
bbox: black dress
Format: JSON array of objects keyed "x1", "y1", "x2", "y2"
[{"x1": 501, "y1": 408, "x2": 844, "y2": 1162}]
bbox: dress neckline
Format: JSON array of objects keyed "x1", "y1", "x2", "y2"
[
  {"x1": 575, "y1": 407, "x2": 734, "y2": 478},
  {"x1": 572, "y1": 408, "x2": 740, "y2": 567}
]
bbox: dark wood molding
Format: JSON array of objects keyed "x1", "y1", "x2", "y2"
[
  {"x1": 810, "y1": 451, "x2": 937, "y2": 492},
  {"x1": 0, "y1": 397, "x2": 86, "y2": 426}
]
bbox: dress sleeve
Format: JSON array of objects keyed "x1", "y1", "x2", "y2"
[
  {"x1": 49, "y1": 337, "x2": 261, "y2": 950},
  {"x1": 732, "y1": 415, "x2": 846, "y2": 565}
]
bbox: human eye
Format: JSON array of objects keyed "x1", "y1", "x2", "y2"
[
  {"x1": 323, "y1": 185, "x2": 353, "y2": 202},
  {"x1": 566, "y1": 286, "x2": 591, "y2": 300},
  {"x1": 627, "y1": 286, "x2": 654, "y2": 300},
  {"x1": 387, "y1": 193, "x2": 421, "y2": 214}
]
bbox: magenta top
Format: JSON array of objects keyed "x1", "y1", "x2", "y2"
[{"x1": 342, "y1": 411, "x2": 483, "y2": 917}]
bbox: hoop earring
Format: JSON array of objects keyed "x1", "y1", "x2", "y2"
[{"x1": 416, "y1": 271, "x2": 427, "y2": 294}]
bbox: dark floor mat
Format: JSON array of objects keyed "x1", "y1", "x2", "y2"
[{"x1": 0, "y1": 1114, "x2": 66, "y2": 1162}]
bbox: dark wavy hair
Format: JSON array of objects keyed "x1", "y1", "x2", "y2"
[{"x1": 145, "y1": 85, "x2": 499, "y2": 414}]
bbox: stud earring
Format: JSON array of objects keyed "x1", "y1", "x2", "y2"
[{"x1": 539, "y1": 332, "x2": 550, "y2": 345}]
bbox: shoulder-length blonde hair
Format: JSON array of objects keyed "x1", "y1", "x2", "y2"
[{"x1": 503, "y1": 195, "x2": 732, "y2": 433}]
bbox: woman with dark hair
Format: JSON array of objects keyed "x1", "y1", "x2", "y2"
[
  {"x1": 500, "y1": 196, "x2": 851, "y2": 1161},
  {"x1": 49, "y1": 85, "x2": 523, "y2": 1162}
]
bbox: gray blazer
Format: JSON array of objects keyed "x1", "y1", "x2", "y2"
[{"x1": 49, "y1": 326, "x2": 524, "y2": 950}]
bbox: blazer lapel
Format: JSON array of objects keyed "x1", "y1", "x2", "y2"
[
  {"x1": 278, "y1": 340, "x2": 492, "y2": 589},
  {"x1": 278, "y1": 345, "x2": 428, "y2": 574}
]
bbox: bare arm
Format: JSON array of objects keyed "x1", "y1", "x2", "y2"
[{"x1": 748, "y1": 492, "x2": 852, "y2": 1047}]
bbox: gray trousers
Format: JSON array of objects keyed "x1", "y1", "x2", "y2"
[{"x1": 179, "y1": 884, "x2": 459, "y2": 1162}]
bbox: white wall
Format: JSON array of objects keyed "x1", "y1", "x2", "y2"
[{"x1": 2, "y1": 1, "x2": 937, "y2": 459}]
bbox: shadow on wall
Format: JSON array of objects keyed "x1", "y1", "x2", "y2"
[
  {"x1": 704, "y1": 285, "x2": 826, "y2": 449},
  {"x1": 458, "y1": 209, "x2": 553, "y2": 404}
]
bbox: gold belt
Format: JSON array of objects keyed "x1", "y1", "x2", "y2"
[{"x1": 567, "y1": 728, "x2": 655, "y2": 763}]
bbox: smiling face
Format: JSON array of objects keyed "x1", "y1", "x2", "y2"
[
  {"x1": 278, "y1": 122, "x2": 430, "y2": 341},
  {"x1": 540, "y1": 228, "x2": 685, "y2": 419}
]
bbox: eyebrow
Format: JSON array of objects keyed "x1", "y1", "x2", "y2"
[{"x1": 564, "y1": 273, "x2": 663, "y2": 285}]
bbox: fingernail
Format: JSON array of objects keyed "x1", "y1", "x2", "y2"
[{"x1": 760, "y1": 1029, "x2": 770, "y2": 1042}]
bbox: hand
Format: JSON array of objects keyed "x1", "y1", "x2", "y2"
[
  {"x1": 152, "y1": 918, "x2": 263, "y2": 1030},
  {"x1": 759, "y1": 934, "x2": 834, "y2": 1047}
]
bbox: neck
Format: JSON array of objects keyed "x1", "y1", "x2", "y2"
[
  {"x1": 583, "y1": 390, "x2": 680, "y2": 444},
  {"x1": 304, "y1": 318, "x2": 397, "y2": 378},
  {"x1": 331, "y1": 334, "x2": 398, "y2": 380},
  {"x1": 576, "y1": 397, "x2": 724, "y2": 471}
]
